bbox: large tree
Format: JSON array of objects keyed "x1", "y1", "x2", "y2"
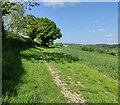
[
  {"x1": 2, "y1": 1, "x2": 16, "y2": 38},
  {"x1": 23, "y1": 14, "x2": 37, "y2": 40},
  {"x1": 2, "y1": 1, "x2": 62, "y2": 47},
  {"x1": 8, "y1": 3, "x2": 25, "y2": 34},
  {"x1": 23, "y1": 15, "x2": 62, "y2": 47},
  {"x1": 35, "y1": 17, "x2": 62, "y2": 47}
]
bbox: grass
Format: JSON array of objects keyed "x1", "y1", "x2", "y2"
[
  {"x1": 2, "y1": 47, "x2": 68, "y2": 103},
  {"x1": 58, "y1": 47, "x2": 118, "y2": 80},
  {"x1": 2, "y1": 46, "x2": 118, "y2": 103},
  {"x1": 49, "y1": 62, "x2": 118, "y2": 103}
]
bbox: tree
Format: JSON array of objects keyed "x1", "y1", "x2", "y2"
[
  {"x1": 2, "y1": 1, "x2": 17, "y2": 48},
  {"x1": 2, "y1": 1, "x2": 16, "y2": 16},
  {"x1": 2, "y1": 1, "x2": 62, "y2": 47},
  {"x1": 23, "y1": 14, "x2": 37, "y2": 40},
  {"x1": 23, "y1": 16, "x2": 62, "y2": 47},
  {"x1": 35, "y1": 17, "x2": 62, "y2": 47},
  {"x1": 8, "y1": 3, "x2": 25, "y2": 34},
  {"x1": 2, "y1": 1, "x2": 16, "y2": 38}
]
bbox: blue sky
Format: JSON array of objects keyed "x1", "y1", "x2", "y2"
[{"x1": 25, "y1": 2, "x2": 118, "y2": 44}]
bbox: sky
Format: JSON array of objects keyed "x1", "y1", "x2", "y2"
[{"x1": 25, "y1": 2, "x2": 118, "y2": 44}]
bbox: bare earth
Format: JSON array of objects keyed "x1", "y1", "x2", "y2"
[{"x1": 44, "y1": 61, "x2": 86, "y2": 103}]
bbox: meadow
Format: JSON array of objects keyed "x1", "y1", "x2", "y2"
[{"x1": 2, "y1": 44, "x2": 118, "y2": 103}]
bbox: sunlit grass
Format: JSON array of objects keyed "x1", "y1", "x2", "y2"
[
  {"x1": 3, "y1": 46, "x2": 118, "y2": 103},
  {"x1": 2, "y1": 47, "x2": 68, "y2": 103},
  {"x1": 58, "y1": 47, "x2": 118, "y2": 80},
  {"x1": 49, "y1": 62, "x2": 118, "y2": 103}
]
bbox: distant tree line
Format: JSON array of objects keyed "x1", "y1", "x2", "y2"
[{"x1": 65, "y1": 44, "x2": 119, "y2": 56}]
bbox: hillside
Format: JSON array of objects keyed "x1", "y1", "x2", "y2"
[{"x1": 2, "y1": 45, "x2": 118, "y2": 103}]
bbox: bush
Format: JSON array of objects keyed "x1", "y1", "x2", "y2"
[
  {"x1": 54, "y1": 43, "x2": 63, "y2": 47},
  {"x1": 109, "y1": 51, "x2": 116, "y2": 56},
  {"x1": 81, "y1": 45, "x2": 89, "y2": 51},
  {"x1": 81, "y1": 45, "x2": 94, "y2": 52},
  {"x1": 96, "y1": 48, "x2": 105, "y2": 53},
  {"x1": 89, "y1": 47, "x2": 94, "y2": 52}
]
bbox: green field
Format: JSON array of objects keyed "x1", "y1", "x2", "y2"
[{"x1": 2, "y1": 45, "x2": 118, "y2": 103}]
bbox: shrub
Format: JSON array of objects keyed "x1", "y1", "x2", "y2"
[
  {"x1": 97, "y1": 48, "x2": 105, "y2": 53},
  {"x1": 81, "y1": 45, "x2": 89, "y2": 51},
  {"x1": 54, "y1": 43, "x2": 63, "y2": 47},
  {"x1": 109, "y1": 51, "x2": 116, "y2": 56},
  {"x1": 89, "y1": 47, "x2": 94, "y2": 52},
  {"x1": 81, "y1": 45, "x2": 94, "y2": 52}
]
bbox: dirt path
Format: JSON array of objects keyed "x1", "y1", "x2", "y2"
[{"x1": 44, "y1": 62, "x2": 86, "y2": 103}]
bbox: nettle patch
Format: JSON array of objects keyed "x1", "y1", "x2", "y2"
[{"x1": 21, "y1": 51, "x2": 80, "y2": 63}]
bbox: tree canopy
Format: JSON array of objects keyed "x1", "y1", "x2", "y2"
[
  {"x1": 34, "y1": 17, "x2": 62, "y2": 47},
  {"x1": 2, "y1": 1, "x2": 62, "y2": 48}
]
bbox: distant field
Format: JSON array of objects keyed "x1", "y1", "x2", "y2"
[
  {"x1": 58, "y1": 47, "x2": 118, "y2": 80},
  {"x1": 2, "y1": 45, "x2": 118, "y2": 103}
]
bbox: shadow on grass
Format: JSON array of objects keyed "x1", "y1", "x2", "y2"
[
  {"x1": 2, "y1": 46, "x2": 32, "y2": 98},
  {"x1": 2, "y1": 46, "x2": 80, "y2": 101},
  {"x1": 21, "y1": 51, "x2": 80, "y2": 63}
]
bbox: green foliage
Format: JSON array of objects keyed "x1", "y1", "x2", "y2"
[
  {"x1": 35, "y1": 17, "x2": 62, "y2": 47},
  {"x1": 2, "y1": 2, "x2": 62, "y2": 48},
  {"x1": 23, "y1": 14, "x2": 37, "y2": 40},
  {"x1": 21, "y1": 51, "x2": 80, "y2": 63},
  {"x1": 3, "y1": 31, "x2": 34, "y2": 50},
  {"x1": 81, "y1": 45, "x2": 94, "y2": 52},
  {"x1": 18, "y1": 15, "x2": 62, "y2": 47},
  {"x1": 2, "y1": 1, "x2": 16, "y2": 46},
  {"x1": 55, "y1": 43, "x2": 63, "y2": 47},
  {"x1": 81, "y1": 45, "x2": 89, "y2": 51},
  {"x1": 8, "y1": 3, "x2": 25, "y2": 34},
  {"x1": 67, "y1": 44, "x2": 118, "y2": 56},
  {"x1": 2, "y1": 1, "x2": 16, "y2": 16},
  {"x1": 96, "y1": 48, "x2": 105, "y2": 53}
]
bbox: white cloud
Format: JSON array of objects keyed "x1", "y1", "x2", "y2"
[
  {"x1": 105, "y1": 34, "x2": 118, "y2": 41},
  {"x1": 43, "y1": 2, "x2": 65, "y2": 7},
  {"x1": 5, "y1": 0, "x2": 120, "y2": 2},
  {"x1": 7, "y1": 0, "x2": 79, "y2": 3},
  {"x1": 41, "y1": 0, "x2": 80, "y2": 7},
  {"x1": 105, "y1": 34, "x2": 117, "y2": 38},
  {"x1": 6, "y1": 0, "x2": 80, "y2": 7},
  {"x1": 89, "y1": 30, "x2": 96, "y2": 33},
  {"x1": 81, "y1": 40, "x2": 86, "y2": 42},
  {"x1": 89, "y1": 28, "x2": 107, "y2": 33},
  {"x1": 98, "y1": 28, "x2": 106, "y2": 32}
]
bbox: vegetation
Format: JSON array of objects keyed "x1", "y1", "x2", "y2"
[
  {"x1": 66, "y1": 44, "x2": 118, "y2": 56},
  {"x1": 50, "y1": 61, "x2": 117, "y2": 103},
  {"x1": 2, "y1": 1, "x2": 118, "y2": 104},
  {"x1": 59, "y1": 46, "x2": 118, "y2": 80},
  {"x1": 2, "y1": 46, "x2": 118, "y2": 103},
  {"x1": 2, "y1": 1, "x2": 62, "y2": 48},
  {"x1": 3, "y1": 47, "x2": 68, "y2": 103}
]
